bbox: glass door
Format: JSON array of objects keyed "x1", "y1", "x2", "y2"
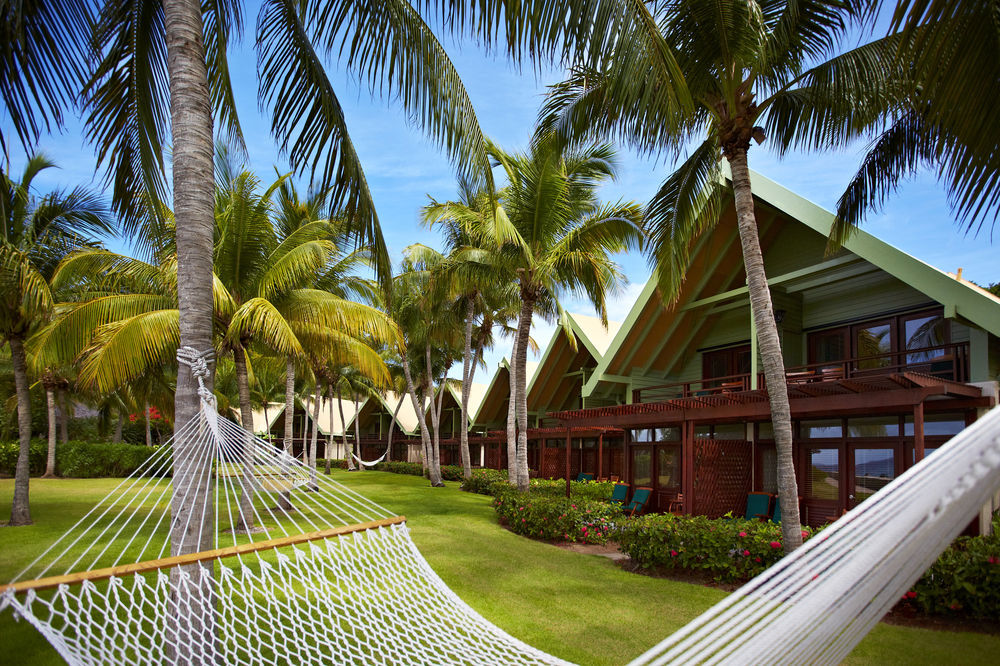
[{"x1": 848, "y1": 445, "x2": 899, "y2": 509}]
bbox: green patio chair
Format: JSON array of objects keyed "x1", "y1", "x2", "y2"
[
  {"x1": 745, "y1": 492, "x2": 773, "y2": 521},
  {"x1": 624, "y1": 486, "x2": 653, "y2": 516},
  {"x1": 610, "y1": 482, "x2": 630, "y2": 505},
  {"x1": 576, "y1": 472, "x2": 594, "y2": 482}
]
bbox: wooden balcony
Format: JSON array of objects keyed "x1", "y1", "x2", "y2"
[{"x1": 633, "y1": 342, "x2": 971, "y2": 404}]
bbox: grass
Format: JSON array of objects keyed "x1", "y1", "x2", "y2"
[{"x1": 1, "y1": 472, "x2": 998, "y2": 665}]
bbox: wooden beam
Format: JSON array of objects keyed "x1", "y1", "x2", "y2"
[
  {"x1": 1, "y1": 516, "x2": 407, "y2": 595},
  {"x1": 914, "y1": 401, "x2": 925, "y2": 463},
  {"x1": 565, "y1": 430, "x2": 572, "y2": 497}
]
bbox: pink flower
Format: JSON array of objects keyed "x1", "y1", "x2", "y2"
[
  {"x1": 989, "y1": 556, "x2": 998, "y2": 565},
  {"x1": 571, "y1": 504, "x2": 576, "y2": 509},
  {"x1": 754, "y1": 557, "x2": 762, "y2": 563},
  {"x1": 769, "y1": 541, "x2": 782, "y2": 549},
  {"x1": 801, "y1": 530, "x2": 809, "y2": 538},
  {"x1": 670, "y1": 550, "x2": 678, "y2": 557},
  {"x1": 519, "y1": 506, "x2": 525, "y2": 511},
  {"x1": 743, "y1": 550, "x2": 750, "y2": 557},
  {"x1": 521, "y1": 518, "x2": 526, "y2": 523},
  {"x1": 738, "y1": 531, "x2": 747, "y2": 537}
]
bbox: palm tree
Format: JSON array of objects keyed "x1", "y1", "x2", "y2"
[
  {"x1": 473, "y1": 132, "x2": 642, "y2": 491},
  {"x1": 538, "y1": 0, "x2": 904, "y2": 549},
  {"x1": 423, "y1": 184, "x2": 526, "y2": 479},
  {"x1": 0, "y1": 155, "x2": 113, "y2": 525},
  {"x1": 834, "y1": 1, "x2": 1000, "y2": 240}
]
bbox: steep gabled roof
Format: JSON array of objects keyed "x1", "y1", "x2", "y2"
[
  {"x1": 354, "y1": 391, "x2": 428, "y2": 437},
  {"x1": 584, "y1": 168, "x2": 1000, "y2": 397}
]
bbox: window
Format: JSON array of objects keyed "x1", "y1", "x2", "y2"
[
  {"x1": 801, "y1": 420, "x2": 842, "y2": 439},
  {"x1": 713, "y1": 423, "x2": 746, "y2": 440},
  {"x1": 657, "y1": 446, "x2": 681, "y2": 488},
  {"x1": 632, "y1": 448, "x2": 652, "y2": 486},
  {"x1": 807, "y1": 308, "x2": 947, "y2": 371},
  {"x1": 902, "y1": 312, "x2": 949, "y2": 361},
  {"x1": 853, "y1": 448, "x2": 895, "y2": 503},
  {"x1": 809, "y1": 328, "x2": 848, "y2": 365},
  {"x1": 807, "y1": 448, "x2": 840, "y2": 500},
  {"x1": 904, "y1": 413, "x2": 966, "y2": 437},
  {"x1": 760, "y1": 447, "x2": 777, "y2": 494},
  {"x1": 757, "y1": 422, "x2": 774, "y2": 440},
  {"x1": 702, "y1": 345, "x2": 752, "y2": 382},
  {"x1": 848, "y1": 417, "x2": 900, "y2": 438}
]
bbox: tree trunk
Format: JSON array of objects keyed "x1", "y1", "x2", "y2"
[
  {"x1": 325, "y1": 383, "x2": 334, "y2": 474},
  {"x1": 8, "y1": 337, "x2": 32, "y2": 525},
  {"x1": 459, "y1": 295, "x2": 475, "y2": 479},
  {"x1": 43, "y1": 386, "x2": 57, "y2": 478},
  {"x1": 399, "y1": 350, "x2": 437, "y2": 484},
  {"x1": 58, "y1": 389, "x2": 69, "y2": 443},
  {"x1": 425, "y1": 343, "x2": 444, "y2": 486},
  {"x1": 145, "y1": 400, "x2": 153, "y2": 447},
  {"x1": 308, "y1": 382, "x2": 320, "y2": 489},
  {"x1": 113, "y1": 410, "x2": 123, "y2": 444},
  {"x1": 353, "y1": 393, "x2": 362, "y2": 470},
  {"x1": 283, "y1": 357, "x2": 295, "y2": 455},
  {"x1": 232, "y1": 345, "x2": 256, "y2": 531},
  {"x1": 386, "y1": 396, "x2": 403, "y2": 463},
  {"x1": 729, "y1": 150, "x2": 803, "y2": 551},
  {"x1": 164, "y1": 0, "x2": 216, "y2": 656},
  {"x1": 338, "y1": 383, "x2": 354, "y2": 470},
  {"x1": 514, "y1": 295, "x2": 535, "y2": 491},
  {"x1": 262, "y1": 403, "x2": 270, "y2": 440},
  {"x1": 506, "y1": 332, "x2": 519, "y2": 484}
]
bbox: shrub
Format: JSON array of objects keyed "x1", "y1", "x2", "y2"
[
  {"x1": 528, "y1": 478, "x2": 615, "y2": 502},
  {"x1": 908, "y1": 524, "x2": 1000, "y2": 619},
  {"x1": 492, "y1": 485, "x2": 622, "y2": 544},
  {"x1": 0, "y1": 440, "x2": 167, "y2": 478},
  {"x1": 315, "y1": 458, "x2": 349, "y2": 470},
  {"x1": 461, "y1": 468, "x2": 508, "y2": 495},
  {"x1": 615, "y1": 513, "x2": 815, "y2": 582}
]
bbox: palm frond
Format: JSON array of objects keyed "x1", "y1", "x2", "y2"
[{"x1": 77, "y1": 309, "x2": 180, "y2": 393}]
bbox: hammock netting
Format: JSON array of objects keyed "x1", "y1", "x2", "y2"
[{"x1": 1, "y1": 349, "x2": 998, "y2": 665}]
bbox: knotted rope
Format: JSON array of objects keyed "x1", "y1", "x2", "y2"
[{"x1": 176, "y1": 346, "x2": 216, "y2": 407}]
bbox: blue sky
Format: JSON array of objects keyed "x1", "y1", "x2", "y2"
[{"x1": 4, "y1": 10, "x2": 996, "y2": 379}]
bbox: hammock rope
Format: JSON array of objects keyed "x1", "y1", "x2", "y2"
[{"x1": 1, "y1": 345, "x2": 997, "y2": 665}]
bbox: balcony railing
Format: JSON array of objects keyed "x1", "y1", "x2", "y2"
[{"x1": 632, "y1": 341, "x2": 970, "y2": 404}]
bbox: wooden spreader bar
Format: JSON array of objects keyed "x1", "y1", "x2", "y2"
[{"x1": 1, "y1": 515, "x2": 406, "y2": 595}]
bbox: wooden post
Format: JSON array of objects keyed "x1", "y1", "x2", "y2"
[
  {"x1": 597, "y1": 433, "x2": 604, "y2": 479},
  {"x1": 914, "y1": 402, "x2": 925, "y2": 463},
  {"x1": 624, "y1": 428, "x2": 631, "y2": 483},
  {"x1": 683, "y1": 421, "x2": 694, "y2": 514},
  {"x1": 565, "y1": 430, "x2": 572, "y2": 497}
]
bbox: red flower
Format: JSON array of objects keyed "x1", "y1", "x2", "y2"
[
  {"x1": 521, "y1": 518, "x2": 526, "y2": 523},
  {"x1": 801, "y1": 530, "x2": 809, "y2": 538},
  {"x1": 743, "y1": 550, "x2": 750, "y2": 557},
  {"x1": 738, "y1": 531, "x2": 747, "y2": 537},
  {"x1": 769, "y1": 541, "x2": 782, "y2": 549},
  {"x1": 902, "y1": 591, "x2": 917, "y2": 600},
  {"x1": 670, "y1": 550, "x2": 678, "y2": 557},
  {"x1": 755, "y1": 557, "x2": 762, "y2": 563},
  {"x1": 988, "y1": 556, "x2": 998, "y2": 565}
]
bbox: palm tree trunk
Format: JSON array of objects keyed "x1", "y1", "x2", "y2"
[
  {"x1": 506, "y1": 332, "x2": 519, "y2": 483},
  {"x1": 425, "y1": 343, "x2": 444, "y2": 486},
  {"x1": 113, "y1": 410, "x2": 123, "y2": 444},
  {"x1": 232, "y1": 346, "x2": 256, "y2": 531},
  {"x1": 7, "y1": 337, "x2": 32, "y2": 525},
  {"x1": 58, "y1": 389, "x2": 69, "y2": 444},
  {"x1": 163, "y1": 0, "x2": 216, "y2": 654},
  {"x1": 43, "y1": 386, "x2": 57, "y2": 478},
  {"x1": 514, "y1": 295, "x2": 535, "y2": 491},
  {"x1": 399, "y1": 350, "x2": 437, "y2": 484},
  {"x1": 729, "y1": 150, "x2": 803, "y2": 551},
  {"x1": 325, "y1": 383, "x2": 334, "y2": 474},
  {"x1": 283, "y1": 357, "x2": 295, "y2": 455},
  {"x1": 338, "y1": 383, "x2": 353, "y2": 470},
  {"x1": 459, "y1": 295, "x2": 475, "y2": 479},
  {"x1": 262, "y1": 403, "x2": 270, "y2": 441},
  {"x1": 145, "y1": 400, "x2": 153, "y2": 447},
  {"x1": 386, "y1": 397, "x2": 403, "y2": 463},
  {"x1": 433, "y1": 377, "x2": 446, "y2": 476},
  {"x1": 352, "y1": 393, "x2": 362, "y2": 470},
  {"x1": 308, "y1": 382, "x2": 320, "y2": 489}
]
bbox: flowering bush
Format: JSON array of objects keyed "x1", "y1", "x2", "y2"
[
  {"x1": 491, "y1": 486, "x2": 622, "y2": 544},
  {"x1": 461, "y1": 468, "x2": 508, "y2": 495},
  {"x1": 0, "y1": 440, "x2": 169, "y2": 478},
  {"x1": 615, "y1": 513, "x2": 815, "y2": 582},
  {"x1": 907, "y1": 519, "x2": 1000, "y2": 619}
]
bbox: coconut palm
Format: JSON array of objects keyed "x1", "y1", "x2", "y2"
[
  {"x1": 0, "y1": 155, "x2": 113, "y2": 525},
  {"x1": 472, "y1": 132, "x2": 642, "y2": 491},
  {"x1": 538, "y1": 0, "x2": 912, "y2": 549},
  {"x1": 422, "y1": 184, "x2": 527, "y2": 479}
]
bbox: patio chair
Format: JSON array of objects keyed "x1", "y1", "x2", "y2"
[
  {"x1": 610, "y1": 482, "x2": 630, "y2": 505},
  {"x1": 667, "y1": 492, "x2": 684, "y2": 515},
  {"x1": 745, "y1": 492, "x2": 773, "y2": 521},
  {"x1": 771, "y1": 499, "x2": 781, "y2": 524},
  {"x1": 624, "y1": 486, "x2": 653, "y2": 516},
  {"x1": 576, "y1": 472, "x2": 594, "y2": 482},
  {"x1": 610, "y1": 474, "x2": 620, "y2": 483}
]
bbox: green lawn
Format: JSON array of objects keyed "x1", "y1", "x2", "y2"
[{"x1": 1, "y1": 472, "x2": 997, "y2": 665}]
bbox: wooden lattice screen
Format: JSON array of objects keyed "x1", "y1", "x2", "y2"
[{"x1": 693, "y1": 439, "x2": 753, "y2": 518}]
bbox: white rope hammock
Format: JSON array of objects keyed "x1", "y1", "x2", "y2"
[{"x1": 1, "y1": 346, "x2": 997, "y2": 665}]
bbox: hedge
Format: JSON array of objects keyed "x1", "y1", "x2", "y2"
[
  {"x1": 615, "y1": 513, "x2": 814, "y2": 582},
  {"x1": 0, "y1": 440, "x2": 168, "y2": 478},
  {"x1": 492, "y1": 485, "x2": 622, "y2": 544}
]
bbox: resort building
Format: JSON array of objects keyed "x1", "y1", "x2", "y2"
[{"x1": 545, "y1": 172, "x2": 1000, "y2": 531}]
